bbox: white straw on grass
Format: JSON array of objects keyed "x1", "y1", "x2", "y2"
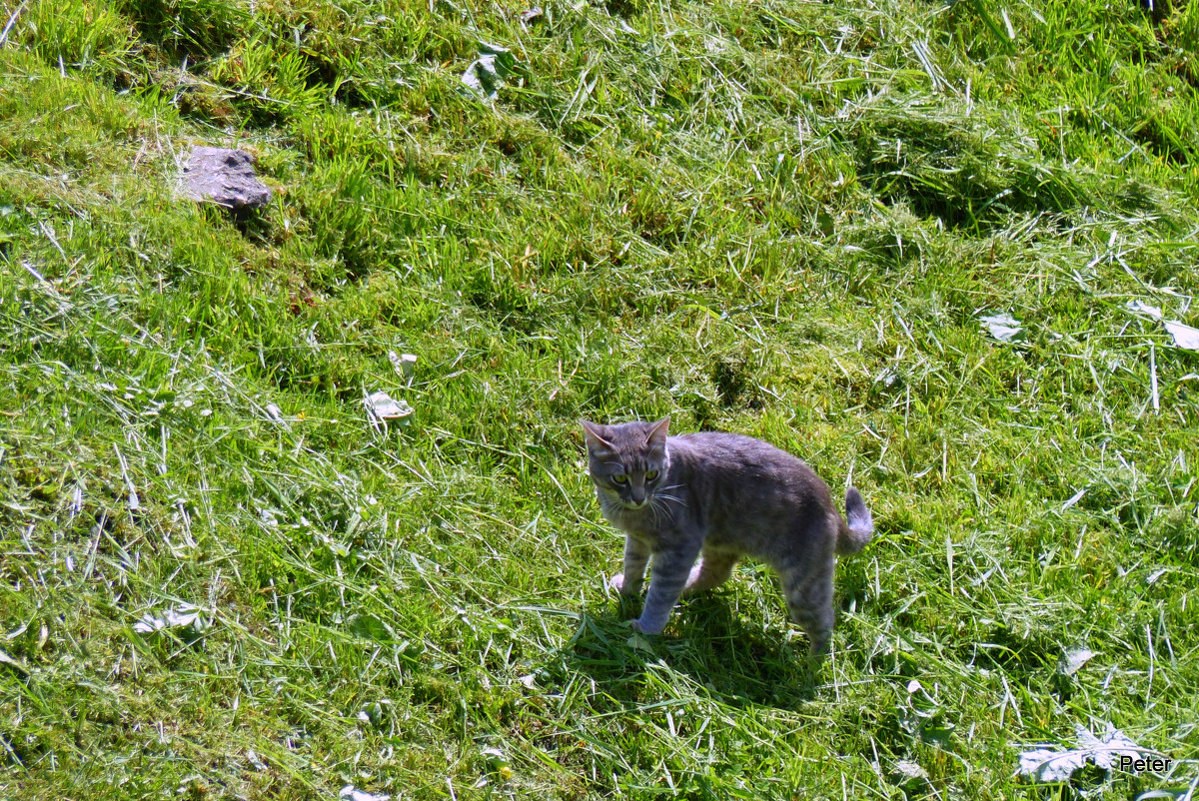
[
  {"x1": 0, "y1": 0, "x2": 28, "y2": 47},
  {"x1": 1150, "y1": 342, "x2": 1159, "y2": 414}
]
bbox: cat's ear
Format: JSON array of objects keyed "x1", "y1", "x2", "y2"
[
  {"x1": 580, "y1": 419, "x2": 615, "y2": 453},
  {"x1": 646, "y1": 416, "x2": 670, "y2": 449}
]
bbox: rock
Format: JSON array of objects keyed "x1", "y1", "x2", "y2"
[{"x1": 181, "y1": 146, "x2": 272, "y2": 211}]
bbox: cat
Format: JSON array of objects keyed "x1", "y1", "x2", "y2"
[{"x1": 581, "y1": 416, "x2": 873, "y2": 657}]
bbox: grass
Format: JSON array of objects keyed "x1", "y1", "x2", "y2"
[{"x1": 1, "y1": 0, "x2": 1198, "y2": 797}]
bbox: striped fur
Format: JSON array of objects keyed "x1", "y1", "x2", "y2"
[{"x1": 584, "y1": 417, "x2": 873, "y2": 656}]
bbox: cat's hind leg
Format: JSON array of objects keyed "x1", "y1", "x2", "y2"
[
  {"x1": 778, "y1": 558, "x2": 835, "y2": 657},
  {"x1": 683, "y1": 549, "x2": 738, "y2": 594}
]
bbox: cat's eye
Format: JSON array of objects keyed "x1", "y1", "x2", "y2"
[
  {"x1": 644, "y1": 470, "x2": 659, "y2": 481},
  {"x1": 612, "y1": 474, "x2": 629, "y2": 484}
]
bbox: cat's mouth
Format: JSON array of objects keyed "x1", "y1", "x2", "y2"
[{"x1": 623, "y1": 498, "x2": 650, "y2": 510}]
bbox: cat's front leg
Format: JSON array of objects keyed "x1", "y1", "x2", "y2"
[
  {"x1": 610, "y1": 535, "x2": 650, "y2": 596},
  {"x1": 632, "y1": 543, "x2": 701, "y2": 634}
]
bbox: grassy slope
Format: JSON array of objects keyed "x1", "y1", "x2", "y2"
[{"x1": 1, "y1": 0, "x2": 1198, "y2": 797}]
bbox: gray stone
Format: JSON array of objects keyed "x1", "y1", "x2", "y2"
[{"x1": 182, "y1": 146, "x2": 272, "y2": 211}]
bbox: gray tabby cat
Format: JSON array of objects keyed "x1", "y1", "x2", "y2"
[{"x1": 581, "y1": 417, "x2": 873, "y2": 657}]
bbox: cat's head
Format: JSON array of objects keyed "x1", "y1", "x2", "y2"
[{"x1": 580, "y1": 417, "x2": 671, "y2": 510}]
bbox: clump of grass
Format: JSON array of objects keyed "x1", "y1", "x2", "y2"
[
  {"x1": 837, "y1": 93, "x2": 1087, "y2": 229},
  {"x1": 115, "y1": 0, "x2": 247, "y2": 59},
  {"x1": 10, "y1": 0, "x2": 139, "y2": 81},
  {"x1": 208, "y1": 32, "x2": 329, "y2": 123}
]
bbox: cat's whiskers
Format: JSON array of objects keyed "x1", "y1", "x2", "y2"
[
  {"x1": 649, "y1": 485, "x2": 684, "y2": 505},
  {"x1": 647, "y1": 494, "x2": 678, "y2": 526},
  {"x1": 646, "y1": 499, "x2": 664, "y2": 526}
]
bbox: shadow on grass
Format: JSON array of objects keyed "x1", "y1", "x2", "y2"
[{"x1": 563, "y1": 593, "x2": 819, "y2": 711}]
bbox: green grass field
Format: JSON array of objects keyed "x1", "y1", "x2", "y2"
[{"x1": 2, "y1": 0, "x2": 1198, "y2": 797}]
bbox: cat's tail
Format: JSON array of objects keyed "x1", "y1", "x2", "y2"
[{"x1": 836, "y1": 487, "x2": 873, "y2": 556}]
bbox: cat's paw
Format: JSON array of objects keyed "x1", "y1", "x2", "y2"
[
  {"x1": 609, "y1": 573, "x2": 637, "y2": 595},
  {"x1": 682, "y1": 563, "x2": 705, "y2": 594},
  {"x1": 629, "y1": 618, "x2": 664, "y2": 635}
]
